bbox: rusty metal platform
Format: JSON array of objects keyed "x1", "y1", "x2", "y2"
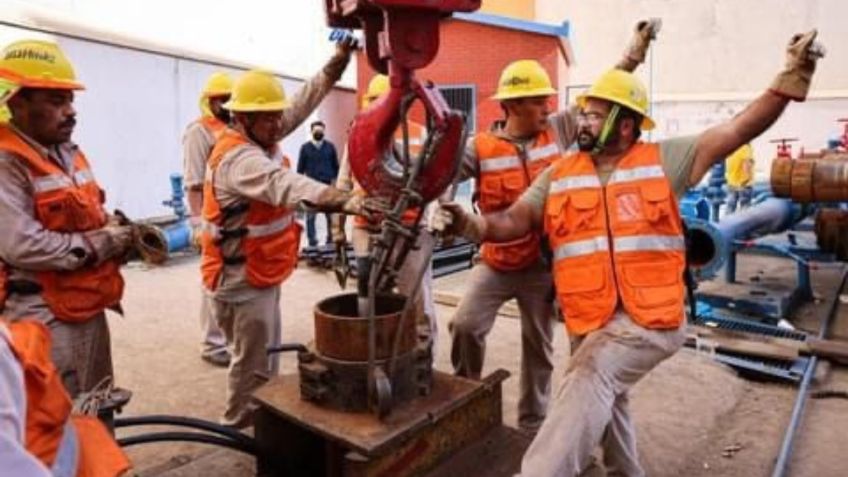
[{"x1": 252, "y1": 369, "x2": 509, "y2": 477}]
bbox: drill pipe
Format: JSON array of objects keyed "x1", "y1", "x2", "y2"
[
  {"x1": 684, "y1": 198, "x2": 814, "y2": 278},
  {"x1": 771, "y1": 154, "x2": 848, "y2": 202}
]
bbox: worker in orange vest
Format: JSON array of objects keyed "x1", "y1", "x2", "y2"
[
  {"x1": 200, "y1": 69, "x2": 379, "y2": 428},
  {"x1": 0, "y1": 40, "x2": 133, "y2": 399},
  {"x1": 437, "y1": 20, "x2": 661, "y2": 435},
  {"x1": 432, "y1": 30, "x2": 823, "y2": 476},
  {"x1": 333, "y1": 73, "x2": 437, "y2": 346},
  {"x1": 185, "y1": 40, "x2": 354, "y2": 368},
  {"x1": 183, "y1": 71, "x2": 234, "y2": 368},
  {"x1": 0, "y1": 316, "x2": 130, "y2": 476}
]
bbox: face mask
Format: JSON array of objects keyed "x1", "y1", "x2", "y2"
[{"x1": 312, "y1": 131, "x2": 324, "y2": 141}]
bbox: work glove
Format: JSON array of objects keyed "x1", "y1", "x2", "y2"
[
  {"x1": 341, "y1": 194, "x2": 390, "y2": 219},
  {"x1": 82, "y1": 225, "x2": 133, "y2": 265},
  {"x1": 770, "y1": 30, "x2": 825, "y2": 102},
  {"x1": 306, "y1": 188, "x2": 388, "y2": 221},
  {"x1": 428, "y1": 202, "x2": 485, "y2": 243},
  {"x1": 425, "y1": 203, "x2": 454, "y2": 246},
  {"x1": 616, "y1": 18, "x2": 661, "y2": 72}
]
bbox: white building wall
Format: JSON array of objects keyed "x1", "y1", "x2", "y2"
[
  {"x1": 537, "y1": 0, "x2": 848, "y2": 168},
  {"x1": 0, "y1": 24, "x2": 355, "y2": 219}
]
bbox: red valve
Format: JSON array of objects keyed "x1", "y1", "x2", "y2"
[{"x1": 770, "y1": 137, "x2": 798, "y2": 158}]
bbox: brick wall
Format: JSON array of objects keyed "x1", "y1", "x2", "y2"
[{"x1": 356, "y1": 19, "x2": 560, "y2": 133}]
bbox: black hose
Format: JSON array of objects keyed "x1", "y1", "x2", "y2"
[
  {"x1": 114, "y1": 414, "x2": 256, "y2": 449},
  {"x1": 267, "y1": 343, "x2": 309, "y2": 355},
  {"x1": 117, "y1": 431, "x2": 259, "y2": 456}
]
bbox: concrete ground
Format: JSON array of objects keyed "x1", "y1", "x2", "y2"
[{"x1": 109, "y1": 253, "x2": 848, "y2": 476}]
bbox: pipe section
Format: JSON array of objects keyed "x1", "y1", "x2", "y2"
[
  {"x1": 771, "y1": 154, "x2": 848, "y2": 203},
  {"x1": 684, "y1": 198, "x2": 813, "y2": 278}
]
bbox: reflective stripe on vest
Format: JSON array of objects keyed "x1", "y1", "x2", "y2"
[
  {"x1": 549, "y1": 174, "x2": 602, "y2": 193},
  {"x1": 553, "y1": 235, "x2": 684, "y2": 260},
  {"x1": 613, "y1": 234, "x2": 685, "y2": 253},
  {"x1": 545, "y1": 142, "x2": 686, "y2": 335},
  {"x1": 200, "y1": 128, "x2": 302, "y2": 290},
  {"x1": 0, "y1": 126, "x2": 123, "y2": 323},
  {"x1": 201, "y1": 212, "x2": 295, "y2": 240},
  {"x1": 553, "y1": 237, "x2": 609, "y2": 260},
  {"x1": 475, "y1": 130, "x2": 561, "y2": 271},
  {"x1": 247, "y1": 213, "x2": 294, "y2": 237},
  {"x1": 478, "y1": 142, "x2": 559, "y2": 173},
  {"x1": 608, "y1": 165, "x2": 665, "y2": 184},
  {"x1": 32, "y1": 169, "x2": 97, "y2": 193}
]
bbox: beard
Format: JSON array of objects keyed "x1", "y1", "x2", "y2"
[{"x1": 577, "y1": 130, "x2": 597, "y2": 152}]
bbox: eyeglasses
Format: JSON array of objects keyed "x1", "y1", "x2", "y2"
[{"x1": 576, "y1": 111, "x2": 607, "y2": 124}]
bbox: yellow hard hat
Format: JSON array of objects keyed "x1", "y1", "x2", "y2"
[
  {"x1": 491, "y1": 60, "x2": 556, "y2": 101},
  {"x1": 577, "y1": 69, "x2": 655, "y2": 131},
  {"x1": 362, "y1": 74, "x2": 389, "y2": 108},
  {"x1": 0, "y1": 40, "x2": 84, "y2": 90},
  {"x1": 224, "y1": 70, "x2": 289, "y2": 112},
  {"x1": 0, "y1": 106, "x2": 10, "y2": 124},
  {"x1": 202, "y1": 72, "x2": 233, "y2": 98}
]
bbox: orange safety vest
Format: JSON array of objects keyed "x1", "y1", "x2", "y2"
[
  {"x1": 1, "y1": 318, "x2": 130, "y2": 476},
  {"x1": 476, "y1": 129, "x2": 560, "y2": 271},
  {"x1": 353, "y1": 121, "x2": 426, "y2": 229},
  {"x1": 200, "y1": 129, "x2": 302, "y2": 290},
  {"x1": 544, "y1": 143, "x2": 686, "y2": 336},
  {"x1": 198, "y1": 115, "x2": 227, "y2": 140},
  {"x1": 0, "y1": 126, "x2": 124, "y2": 322}
]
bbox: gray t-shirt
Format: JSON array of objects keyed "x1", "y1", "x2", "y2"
[{"x1": 518, "y1": 135, "x2": 700, "y2": 215}]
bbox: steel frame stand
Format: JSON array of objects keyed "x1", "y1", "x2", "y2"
[
  {"x1": 253, "y1": 370, "x2": 509, "y2": 477},
  {"x1": 697, "y1": 231, "x2": 835, "y2": 321}
]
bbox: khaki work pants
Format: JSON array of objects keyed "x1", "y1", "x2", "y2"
[
  {"x1": 449, "y1": 260, "x2": 554, "y2": 430},
  {"x1": 208, "y1": 286, "x2": 281, "y2": 427},
  {"x1": 352, "y1": 227, "x2": 437, "y2": 345},
  {"x1": 4, "y1": 292, "x2": 113, "y2": 399},
  {"x1": 519, "y1": 311, "x2": 686, "y2": 477},
  {"x1": 198, "y1": 288, "x2": 228, "y2": 357}
]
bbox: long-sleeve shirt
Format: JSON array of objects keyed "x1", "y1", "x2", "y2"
[
  {"x1": 0, "y1": 127, "x2": 103, "y2": 321},
  {"x1": 205, "y1": 141, "x2": 330, "y2": 302},
  {"x1": 297, "y1": 140, "x2": 339, "y2": 184},
  {"x1": 182, "y1": 52, "x2": 352, "y2": 192}
]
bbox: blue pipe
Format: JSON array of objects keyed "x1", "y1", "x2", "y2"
[
  {"x1": 679, "y1": 190, "x2": 711, "y2": 221},
  {"x1": 162, "y1": 173, "x2": 187, "y2": 221},
  {"x1": 162, "y1": 219, "x2": 192, "y2": 253},
  {"x1": 684, "y1": 198, "x2": 814, "y2": 279},
  {"x1": 704, "y1": 162, "x2": 727, "y2": 222}
]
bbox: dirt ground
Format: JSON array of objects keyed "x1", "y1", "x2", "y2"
[{"x1": 109, "y1": 253, "x2": 848, "y2": 476}]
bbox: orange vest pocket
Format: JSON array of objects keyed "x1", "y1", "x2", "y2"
[
  {"x1": 620, "y1": 261, "x2": 684, "y2": 328},
  {"x1": 38, "y1": 262, "x2": 124, "y2": 322}
]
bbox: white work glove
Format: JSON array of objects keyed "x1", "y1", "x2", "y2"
[{"x1": 428, "y1": 202, "x2": 485, "y2": 243}]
